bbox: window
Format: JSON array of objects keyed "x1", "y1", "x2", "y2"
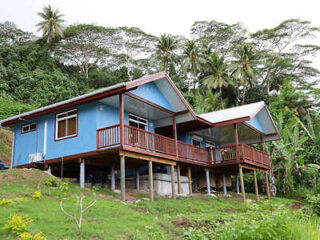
[
  {"x1": 21, "y1": 123, "x2": 37, "y2": 134},
  {"x1": 192, "y1": 136, "x2": 203, "y2": 147},
  {"x1": 129, "y1": 114, "x2": 148, "y2": 131},
  {"x1": 55, "y1": 109, "x2": 78, "y2": 140}
]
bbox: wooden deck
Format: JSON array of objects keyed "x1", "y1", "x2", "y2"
[{"x1": 97, "y1": 125, "x2": 271, "y2": 170}]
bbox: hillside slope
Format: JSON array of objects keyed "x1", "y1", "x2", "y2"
[
  {"x1": 0, "y1": 128, "x2": 12, "y2": 165},
  {"x1": 0, "y1": 169, "x2": 319, "y2": 240}
]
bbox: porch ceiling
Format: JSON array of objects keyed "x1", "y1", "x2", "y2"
[{"x1": 99, "y1": 94, "x2": 172, "y2": 120}]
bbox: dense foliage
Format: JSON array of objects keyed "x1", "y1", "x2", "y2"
[{"x1": 0, "y1": 10, "x2": 320, "y2": 195}]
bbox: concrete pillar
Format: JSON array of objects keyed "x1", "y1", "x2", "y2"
[
  {"x1": 223, "y1": 174, "x2": 227, "y2": 196},
  {"x1": 254, "y1": 170, "x2": 259, "y2": 202},
  {"x1": 265, "y1": 171, "x2": 271, "y2": 200},
  {"x1": 148, "y1": 161, "x2": 154, "y2": 201},
  {"x1": 47, "y1": 165, "x2": 51, "y2": 174},
  {"x1": 205, "y1": 169, "x2": 211, "y2": 194},
  {"x1": 188, "y1": 167, "x2": 192, "y2": 195},
  {"x1": 136, "y1": 168, "x2": 140, "y2": 191},
  {"x1": 80, "y1": 159, "x2": 85, "y2": 188},
  {"x1": 111, "y1": 164, "x2": 115, "y2": 190},
  {"x1": 236, "y1": 174, "x2": 240, "y2": 194},
  {"x1": 120, "y1": 156, "x2": 125, "y2": 201},
  {"x1": 171, "y1": 165, "x2": 176, "y2": 199},
  {"x1": 177, "y1": 165, "x2": 182, "y2": 194},
  {"x1": 239, "y1": 166, "x2": 245, "y2": 201}
]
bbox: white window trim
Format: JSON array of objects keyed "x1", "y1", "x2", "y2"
[
  {"x1": 192, "y1": 135, "x2": 203, "y2": 146},
  {"x1": 55, "y1": 109, "x2": 78, "y2": 141},
  {"x1": 128, "y1": 113, "x2": 148, "y2": 131},
  {"x1": 21, "y1": 122, "x2": 37, "y2": 134}
]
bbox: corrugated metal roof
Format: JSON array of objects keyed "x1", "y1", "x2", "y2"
[{"x1": 199, "y1": 101, "x2": 265, "y2": 124}]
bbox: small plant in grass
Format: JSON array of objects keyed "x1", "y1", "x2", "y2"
[
  {"x1": 32, "y1": 191, "x2": 42, "y2": 199},
  {"x1": 0, "y1": 198, "x2": 13, "y2": 206},
  {"x1": 59, "y1": 183, "x2": 69, "y2": 192},
  {"x1": 19, "y1": 232, "x2": 47, "y2": 240},
  {"x1": 4, "y1": 215, "x2": 32, "y2": 236},
  {"x1": 305, "y1": 194, "x2": 320, "y2": 216},
  {"x1": 43, "y1": 176, "x2": 60, "y2": 187}
]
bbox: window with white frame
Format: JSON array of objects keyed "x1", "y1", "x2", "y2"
[
  {"x1": 21, "y1": 122, "x2": 37, "y2": 134},
  {"x1": 192, "y1": 135, "x2": 203, "y2": 147},
  {"x1": 55, "y1": 109, "x2": 78, "y2": 140},
  {"x1": 128, "y1": 114, "x2": 148, "y2": 131}
]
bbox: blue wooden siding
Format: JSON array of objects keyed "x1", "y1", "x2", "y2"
[{"x1": 245, "y1": 116, "x2": 265, "y2": 133}]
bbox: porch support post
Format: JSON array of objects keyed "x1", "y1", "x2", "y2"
[
  {"x1": 254, "y1": 170, "x2": 259, "y2": 201},
  {"x1": 188, "y1": 167, "x2": 192, "y2": 195},
  {"x1": 171, "y1": 165, "x2": 176, "y2": 199},
  {"x1": 136, "y1": 168, "x2": 140, "y2": 191},
  {"x1": 119, "y1": 93, "x2": 124, "y2": 146},
  {"x1": 177, "y1": 165, "x2": 182, "y2": 194},
  {"x1": 148, "y1": 161, "x2": 154, "y2": 201},
  {"x1": 265, "y1": 171, "x2": 271, "y2": 200},
  {"x1": 236, "y1": 174, "x2": 240, "y2": 194},
  {"x1": 260, "y1": 135, "x2": 264, "y2": 152},
  {"x1": 80, "y1": 159, "x2": 85, "y2": 189},
  {"x1": 111, "y1": 164, "x2": 115, "y2": 190},
  {"x1": 234, "y1": 123, "x2": 240, "y2": 163},
  {"x1": 120, "y1": 156, "x2": 125, "y2": 201},
  {"x1": 205, "y1": 168, "x2": 211, "y2": 194},
  {"x1": 223, "y1": 173, "x2": 227, "y2": 196},
  {"x1": 173, "y1": 115, "x2": 178, "y2": 157},
  {"x1": 239, "y1": 166, "x2": 245, "y2": 201}
]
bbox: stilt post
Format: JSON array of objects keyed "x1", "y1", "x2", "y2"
[
  {"x1": 239, "y1": 166, "x2": 245, "y2": 201},
  {"x1": 236, "y1": 174, "x2": 240, "y2": 194},
  {"x1": 188, "y1": 167, "x2": 192, "y2": 195},
  {"x1": 148, "y1": 161, "x2": 154, "y2": 201},
  {"x1": 136, "y1": 168, "x2": 140, "y2": 191},
  {"x1": 171, "y1": 165, "x2": 176, "y2": 199},
  {"x1": 120, "y1": 156, "x2": 125, "y2": 201},
  {"x1": 177, "y1": 165, "x2": 182, "y2": 194},
  {"x1": 265, "y1": 171, "x2": 271, "y2": 200},
  {"x1": 80, "y1": 159, "x2": 85, "y2": 188},
  {"x1": 47, "y1": 165, "x2": 51, "y2": 174},
  {"x1": 253, "y1": 170, "x2": 259, "y2": 201},
  {"x1": 223, "y1": 174, "x2": 227, "y2": 196},
  {"x1": 205, "y1": 168, "x2": 211, "y2": 194},
  {"x1": 111, "y1": 164, "x2": 115, "y2": 190}
]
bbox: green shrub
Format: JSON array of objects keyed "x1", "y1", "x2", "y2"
[
  {"x1": 32, "y1": 191, "x2": 42, "y2": 199},
  {"x1": 4, "y1": 215, "x2": 32, "y2": 235},
  {"x1": 305, "y1": 194, "x2": 320, "y2": 215},
  {"x1": 59, "y1": 183, "x2": 69, "y2": 192},
  {"x1": 19, "y1": 232, "x2": 47, "y2": 240},
  {"x1": 42, "y1": 177, "x2": 60, "y2": 187},
  {"x1": 0, "y1": 198, "x2": 13, "y2": 206}
]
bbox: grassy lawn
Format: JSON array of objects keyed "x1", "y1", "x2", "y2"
[{"x1": 0, "y1": 169, "x2": 319, "y2": 240}]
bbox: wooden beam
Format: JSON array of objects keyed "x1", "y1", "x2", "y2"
[
  {"x1": 173, "y1": 115, "x2": 178, "y2": 157},
  {"x1": 171, "y1": 165, "x2": 176, "y2": 199},
  {"x1": 119, "y1": 93, "x2": 124, "y2": 146},
  {"x1": 239, "y1": 166, "x2": 245, "y2": 201},
  {"x1": 240, "y1": 164, "x2": 268, "y2": 173},
  {"x1": 253, "y1": 170, "x2": 259, "y2": 202},
  {"x1": 266, "y1": 171, "x2": 271, "y2": 200},
  {"x1": 119, "y1": 150, "x2": 176, "y2": 166},
  {"x1": 177, "y1": 165, "x2": 182, "y2": 194},
  {"x1": 234, "y1": 124, "x2": 240, "y2": 163},
  {"x1": 213, "y1": 116, "x2": 251, "y2": 127},
  {"x1": 261, "y1": 135, "x2": 264, "y2": 152},
  {"x1": 120, "y1": 156, "x2": 125, "y2": 201},
  {"x1": 148, "y1": 161, "x2": 154, "y2": 201},
  {"x1": 188, "y1": 167, "x2": 192, "y2": 195}
]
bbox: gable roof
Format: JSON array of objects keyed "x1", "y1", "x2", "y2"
[{"x1": 0, "y1": 72, "x2": 201, "y2": 127}]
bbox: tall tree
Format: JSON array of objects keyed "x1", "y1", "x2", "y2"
[
  {"x1": 202, "y1": 53, "x2": 230, "y2": 107},
  {"x1": 36, "y1": 5, "x2": 65, "y2": 43}
]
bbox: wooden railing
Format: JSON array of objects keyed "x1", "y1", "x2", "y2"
[{"x1": 97, "y1": 125, "x2": 270, "y2": 168}]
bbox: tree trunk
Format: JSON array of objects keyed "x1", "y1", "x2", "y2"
[
  {"x1": 85, "y1": 63, "x2": 89, "y2": 81},
  {"x1": 242, "y1": 85, "x2": 247, "y2": 105},
  {"x1": 220, "y1": 87, "x2": 224, "y2": 109}
]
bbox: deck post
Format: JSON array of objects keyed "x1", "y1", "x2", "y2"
[
  {"x1": 148, "y1": 161, "x2": 154, "y2": 201},
  {"x1": 119, "y1": 93, "x2": 124, "y2": 146},
  {"x1": 253, "y1": 170, "x2": 259, "y2": 201},
  {"x1": 265, "y1": 171, "x2": 271, "y2": 200},
  {"x1": 223, "y1": 174, "x2": 227, "y2": 196},
  {"x1": 173, "y1": 115, "x2": 178, "y2": 157},
  {"x1": 111, "y1": 164, "x2": 115, "y2": 190},
  {"x1": 236, "y1": 174, "x2": 240, "y2": 194},
  {"x1": 120, "y1": 156, "x2": 125, "y2": 201},
  {"x1": 260, "y1": 135, "x2": 264, "y2": 151},
  {"x1": 188, "y1": 167, "x2": 192, "y2": 195},
  {"x1": 177, "y1": 165, "x2": 182, "y2": 194},
  {"x1": 205, "y1": 168, "x2": 211, "y2": 194},
  {"x1": 80, "y1": 159, "x2": 85, "y2": 189},
  {"x1": 171, "y1": 165, "x2": 176, "y2": 199},
  {"x1": 136, "y1": 168, "x2": 140, "y2": 191},
  {"x1": 239, "y1": 166, "x2": 245, "y2": 201},
  {"x1": 234, "y1": 124, "x2": 240, "y2": 163}
]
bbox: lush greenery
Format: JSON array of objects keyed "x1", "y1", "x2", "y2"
[
  {"x1": 1, "y1": 169, "x2": 320, "y2": 240},
  {"x1": 1, "y1": 6, "x2": 320, "y2": 195}
]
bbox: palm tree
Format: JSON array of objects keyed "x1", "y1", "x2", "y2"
[
  {"x1": 36, "y1": 5, "x2": 65, "y2": 43},
  {"x1": 230, "y1": 42, "x2": 259, "y2": 105},
  {"x1": 203, "y1": 53, "x2": 230, "y2": 108},
  {"x1": 181, "y1": 40, "x2": 205, "y2": 88},
  {"x1": 154, "y1": 34, "x2": 179, "y2": 74}
]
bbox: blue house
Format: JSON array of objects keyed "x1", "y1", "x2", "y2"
[{"x1": 0, "y1": 72, "x2": 280, "y2": 201}]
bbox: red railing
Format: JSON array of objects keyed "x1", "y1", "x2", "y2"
[{"x1": 97, "y1": 125, "x2": 270, "y2": 168}]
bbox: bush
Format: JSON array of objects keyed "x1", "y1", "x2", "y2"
[
  {"x1": 32, "y1": 191, "x2": 42, "y2": 199},
  {"x1": 42, "y1": 177, "x2": 60, "y2": 187},
  {"x1": 305, "y1": 194, "x2": 320, "y2": 215},
  {"x1": 19, "y1": 232, "x2": 47, "y2": 240},
  {"x1": 4, "y1": 215, "x2": 32, "y2": 235},
  {"x1": 0, "y1": 198, "x2": 13, "y2": 206},
  {"x1": 59, "y1": 183, "x2": 69, "y2": 192}
]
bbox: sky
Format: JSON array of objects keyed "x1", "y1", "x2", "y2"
[{"x1": 1, "y1": 0, "x2": 320, "y2": 37}]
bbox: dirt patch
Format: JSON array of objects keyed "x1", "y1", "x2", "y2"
[
  {"x1": 172, "y1": 218, "x2": 193, "y2": 228},
  {"x1": 291, "y1": 202, "x2": 304, "y2": 210}
]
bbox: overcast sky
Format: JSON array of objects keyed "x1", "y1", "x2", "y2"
[{"x1": 1, "y1": 0, "x2": 320, "y2": 37}]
